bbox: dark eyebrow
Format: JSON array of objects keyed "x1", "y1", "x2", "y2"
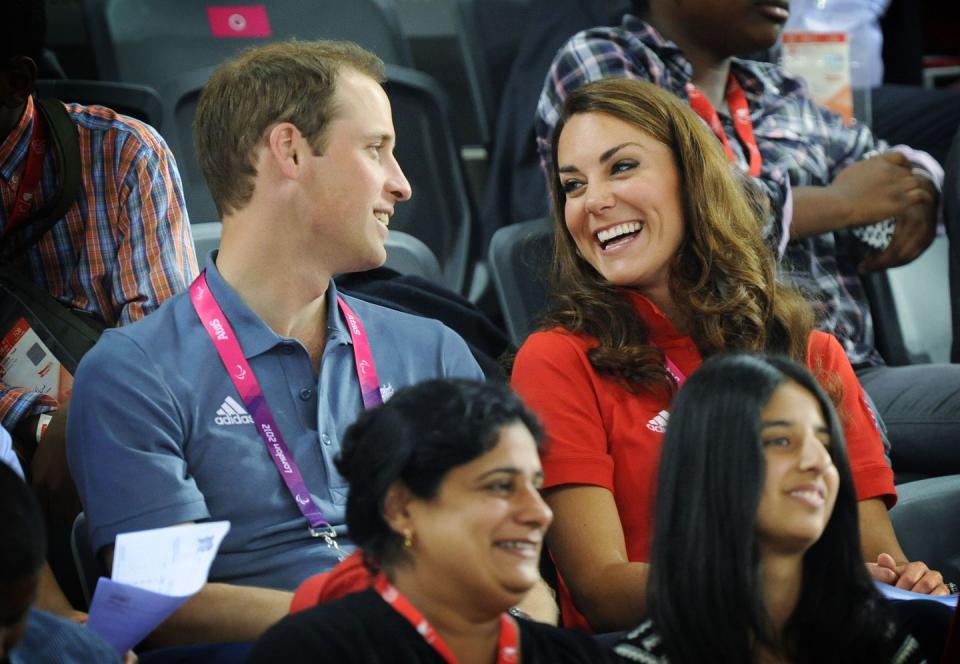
[
  {"x1": 557, "y1": 142, "x2": 642, "y2": 174},
  {"x1": 760, "y1": 420, "x2": 791, "y2": 429},
  {"x1": 599, "y1": 142, "x2": 640, "y2": 163},
  {"x1": 761, "y1": 421, "x2": 832, "y2": 435},
  {"x1": 474, "y1": 467, "x2": 545, "y2": 482}
]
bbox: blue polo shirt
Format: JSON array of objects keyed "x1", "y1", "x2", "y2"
[{"x1": 67, "y1": 255, "x2": 483, "y2": 590}]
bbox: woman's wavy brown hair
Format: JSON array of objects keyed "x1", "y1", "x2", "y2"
[{"x1": 541, "y1": 78, "x2": 814, "y2": 394}]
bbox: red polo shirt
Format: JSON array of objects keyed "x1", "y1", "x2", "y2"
[{"x1": 512, "y1": 291, "x2": 895, "y2": 630}]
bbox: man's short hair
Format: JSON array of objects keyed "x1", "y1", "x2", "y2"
[
  {"x1": 0, "y1": 0, "x2": 46, "y2": 64},
  {"x1": 194, "y1": 40, "x2": 386, "y2": 218}
]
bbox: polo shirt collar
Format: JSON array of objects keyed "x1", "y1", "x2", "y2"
[
  {"x1": 201, "y1": 251, "x2": 349, "y2": 358},
  {"x1": 624, "y1": 290, "x2": 686, "y2": 346},
  {"x1": 0, "y1": 96, "x2": 35, "y2": 184}
]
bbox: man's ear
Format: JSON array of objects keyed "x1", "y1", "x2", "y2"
[
  {"x1": 0, "y1": 57, "x2": 37, "y2": 109},
  {"x1": 383, "y1": 481, "x2": 414, "y2": 536},
  {"x1": 265, "y1": 121, "x2": 303, "y2": 180}
]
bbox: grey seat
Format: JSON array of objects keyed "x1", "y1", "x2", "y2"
[
  {"x1": 82, "y1": 0, "x2": 412, "y2": 91},
  {"x1": 384, "y1": 65, "x2": 476, "y2": 294},
  {"x1": 70, "y1": 512, "x2": 103, "y2": 609},
  {"x1": 34, "y1": 79, "x2": 163, "y2": 128},
  {"x1": 157, "y1": 66, "x2": 220, "y2": 225},
  {"x1": 192, "y1": 220, "x2": 440, "y2": 284},
  {"x1": 382, "y1": 231, "x2": 443, "y2": 283},
  {"x1": 191, "y1": 221, "x2": 223, "y2": 262},
  {"x1": 890, "y1": 474, "x2": 960, "y2": 584},
  {"x1": 159, "y1": 63, "x2": 474, "y2": 293},
  {"x1": 864, "y1": 234, "x2": 952, "y2": 365},
  {"x1": 487, "y1": 217, "x2": 554, "y2": 346}
]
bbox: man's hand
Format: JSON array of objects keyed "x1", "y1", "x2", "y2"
[
  {"x1": 866, "y1": 552, "x2": 951, "y2": 595},
  {"x1": 30, "y1": 402, "x2": 81, "y2": 524},
  {"x1": 858, "y1": 180, "x2": 938, "y2": 273},
  {"x1": 830, "y1": 152, "x2": 934, "y2": 229}
]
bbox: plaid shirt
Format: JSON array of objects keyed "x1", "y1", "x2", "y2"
[
  {"x1": 536, "y1": 15, "x2": 934, "y2": 369},
  {"x1": 0, "y1": 96, "x2": 198, "y2": 428}
]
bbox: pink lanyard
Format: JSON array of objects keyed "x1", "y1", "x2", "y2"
[
  {"x1": 190, "y1": 272, "x2": 384, "y2": 553},
  {"x1": 665, "y1": 356, "x2": 686, "y2": 389},
  {"x1": 686, "y1": 75, "x2": 762, "y2": 178},
  {"x1": 373, "y1": 574, "x2": 519, "y2": 664}
]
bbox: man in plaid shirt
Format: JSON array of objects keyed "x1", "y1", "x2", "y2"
[{"x1": 0, "y1": 0, "x2": 197, "y2": 613}]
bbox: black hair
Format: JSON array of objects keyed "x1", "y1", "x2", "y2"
[
  {"x1": 0, "y1": 461, "x2": 46, "y2": 584},
  {"x1": 0, "y1": 0, "x2": 47, "y2": 65},
  {"x1": 336, "y1": 379, "x2": 543, "y2": 568},
  {"x1": 648, "y1": 353, "x2": 896, "y2": 663}
]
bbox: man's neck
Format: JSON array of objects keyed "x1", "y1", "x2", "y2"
[
  {"x1": 689, "y1": 55, "x2": 732, "y2": 111},
  {"x1": 0, "y1": 100, "x2": 28, "y2": 146},
  {"x1": 389, "y1": 567, "x2": 505, "y2": 664},
  {"x1": 215, "y1": 225, "x2": 332, "y2": 369},
  {"x1": 647, "y1": 12, "x2": 732, "y2": 109}
]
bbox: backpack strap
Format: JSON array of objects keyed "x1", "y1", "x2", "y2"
[{"x1": 1, "y1": 96, "x2": 82, "y2": 259}]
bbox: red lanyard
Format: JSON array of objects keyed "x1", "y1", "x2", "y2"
[
  {"x1": 686, "y1": 76, "x2": 762, "y2": 177},
  {"x1": 373, "y1": 574, "x2": 520, "y2": 664},
  {"x1": 190, "y1": 272, "x2": 384, "y2": 550},
  {"x1": 1, "y1": 106, "x2": 48, "y2": 242}
]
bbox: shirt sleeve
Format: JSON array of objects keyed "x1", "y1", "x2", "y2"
[
  {"x1": 512, "y1": 331, "x2": 614, "y2": 491},
  {"x1": 808, "y1": 331, "x2": 896, "y2": 507},
  {"x1": 0, "y1": 425, "x2": 24, "y2": 478},
  {"x1": 780, "y1": 72, "x2": 883, "y2": 178},
  {"x1": 66, "y1": 330, "x2": 210, "y2": 554},
  {"x1": 438, "y1": 326, "x2": 486, "y2": 381},
  {"x1": 112, "y1": 123, "x2": 198, "y2": 325},
  {"x1": 0, "y1": 383, "x2": 57, "y2": 431}
]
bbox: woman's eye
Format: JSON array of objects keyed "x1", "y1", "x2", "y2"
[
  {"x1": 611, "y1": 159, "x2": 637, "y2": 174},
  {"x1": 368, "y1": 144, "x2": 383, "y2": 158},
  {"x1": 487, "y1": 481, "x2": 514, "y2": 495},
  {"x1": 560, "y1": 179, "x2": 583, "y2": 195},
  {"x1": 763, "y1": 436, "x2": 791, "y2": 448}
]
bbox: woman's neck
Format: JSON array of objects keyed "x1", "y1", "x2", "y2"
[
  {"x1": 639, "y1": 285, "x2": 691, "y2": 336},
  {"x1": 389, "y1": 567, "x2": 505, "y2": 664},
  {"x1": 759, "y1": 552, "x2": 804, "y2": 641}
]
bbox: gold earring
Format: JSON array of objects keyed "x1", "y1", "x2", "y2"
[{"x1": 403, "y1": 528, "x2": 414, "y2": 549}]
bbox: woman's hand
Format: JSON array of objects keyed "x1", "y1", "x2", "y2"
[{"x1": 866, "y1": 552, "x2": 951, "y2": 595}]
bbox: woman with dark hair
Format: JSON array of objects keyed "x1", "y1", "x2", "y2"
[
  {"x1": 615, "y1": 353, "x2": 924, "y2": 663},
  {"x1": 248, "y1": 378, "x2": 613, "y2": 663},
  {"x1": 511, "y1": 77, "x2": 949, "y2": 633}
]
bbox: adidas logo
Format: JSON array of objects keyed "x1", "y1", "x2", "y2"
[
  {"x1": 646, "y1": 410, "x2": 670, "y2": 433},
  {"x1": 214, "y1": 396, "x2": 254, "y2": 426}
]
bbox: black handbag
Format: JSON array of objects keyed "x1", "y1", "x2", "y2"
[{"x1": 0, "y1": 96, "x2": 103, "y2": 377}]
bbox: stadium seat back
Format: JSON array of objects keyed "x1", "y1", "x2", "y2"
[
  {"x1": 488, "y1": 217, "x2": 554, "y2": 346},
  {"x1": 83, "y1": 0, "x2": 413, "y2": 89}
]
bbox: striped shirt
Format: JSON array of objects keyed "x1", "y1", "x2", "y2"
[
  {"x1": 0, "y1": 95, "x2": 198, "y2": 428},
  {"x1": 535, "y1": 15, "x2": 942, "y2": 369}
]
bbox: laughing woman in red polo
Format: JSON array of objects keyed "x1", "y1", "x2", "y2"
[{"x1": 511, "y1": 78, "x2": 950, "y2": 633}]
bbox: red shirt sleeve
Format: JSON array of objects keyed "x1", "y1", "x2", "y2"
[
  {"x1": 512, "y1": 330, "x2": 614, "y2": 492},
  {"x1": 807, "y1": 331, "x2": 896, "y2": 507}
]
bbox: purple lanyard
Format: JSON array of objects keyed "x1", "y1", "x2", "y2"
[{"x1": 189, "y1": 272, "x2": 383, "y2": 556}]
